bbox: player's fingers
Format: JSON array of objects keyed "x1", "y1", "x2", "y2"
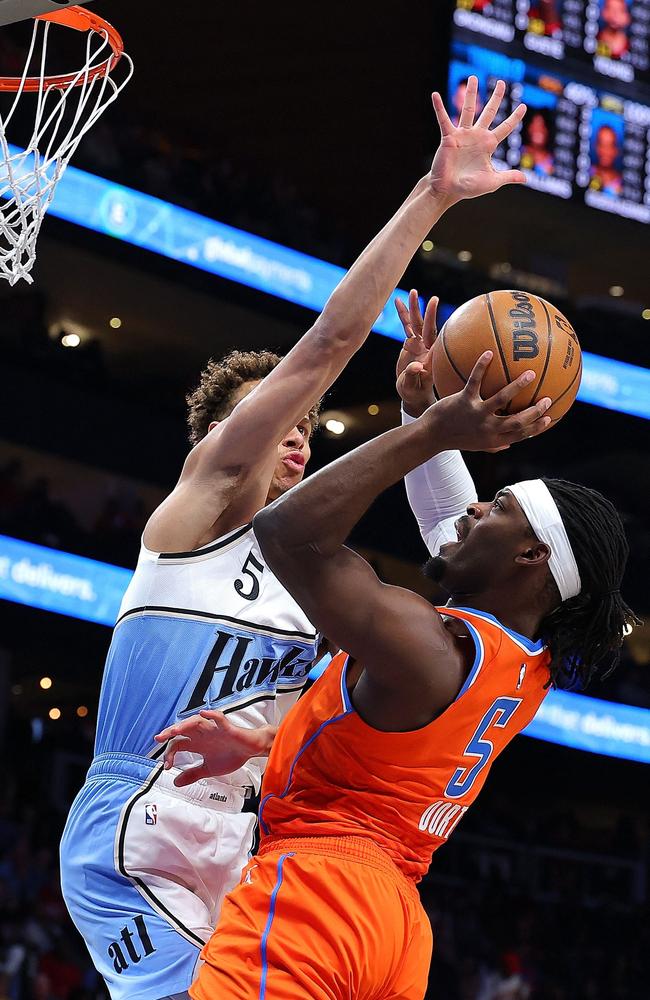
[
  {"x1": 475, "y1": 79, "x2": 506, "y2": 130},
  {"x1": 491, "y1": 102, "x2": 527, "y2": 144},
  {"x1": 154, "y1": 719, "x2": 199, "y2": 742},
  {"x1": 497, "y1": 401, "x2": 552, "y2": 442},
  {"x1": 504, "y1": 397, "x2": 553, "y2": 430},
  {"x1": 395, "y1": 297, "x2": 413, "y2": 335},
  {"x1": 409, "y1": 288, "x2": 424, "y2": 334},
  {"x1": 174, "y1": 763, "x2": 211, "y2": 787},
  {"x1": 163, "y1": 735, "x2": 190, "y2": 770},
  {"x1": 402, "y1": 335, "x2": 425, "y2": 358},
  {"x1": 501, "y1": 412, "x2": 552, "y2": 444},
  {"x1": 485, "y1": 370, "x2": 536, "y2": 411},
  {"x1": 198, "y1": 709, "x2": 226, "y2": 726},
  {"x1": 464, "y1": 351, "x2": 493, "y2": 397},
  {"x1": 422, "y1": 296, "x2": 439, "y2": 349},
  {"x1": 494, "y1": 168, "x2": 527, "y2": 189},
  {"x1": 458, "y1": 74, "x2": 478, "y2": 128},
  {"x1": 432, "y1": 91, "x2": 454, "y2": 137},
  {"x1": 404, "y1": 361, "x2": 425, "y2": 381}
]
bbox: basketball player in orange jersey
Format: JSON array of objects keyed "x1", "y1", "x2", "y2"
[{"x1": 158, "y1": 347, "x2": 638, "y2": 999}]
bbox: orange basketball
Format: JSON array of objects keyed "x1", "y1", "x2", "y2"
[{"x1": 431, "y1": 290, "x2": 582, "y2": 426}]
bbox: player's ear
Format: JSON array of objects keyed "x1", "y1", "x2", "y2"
[
  {"x1": 515, "y1": 542, "x2": 550, "y2": 566},
  {"x1": 208, "y1": 420, "x2": 220, "y2": 432}
]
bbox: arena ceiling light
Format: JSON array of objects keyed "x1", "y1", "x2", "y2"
[{"x1": 325, "y1": 419, "x2": 346, "y2": 435}]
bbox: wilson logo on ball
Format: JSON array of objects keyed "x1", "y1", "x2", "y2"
[{"x1": 509, "y1": 291, "x2": 540, "y2": 361}]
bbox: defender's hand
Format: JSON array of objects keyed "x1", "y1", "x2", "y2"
[
  {"x1": 395, "y1": 290, "x2": 438, "y2": 418},
  {"x1": 423, "y1": 351, "x2": 552, "y2": 453},
  {"x1": 154, "y1": 711, "x2": 276, "y2": 787},
  {"x1": 429, "y1": 77, "x2": 526, "y2": 207}
]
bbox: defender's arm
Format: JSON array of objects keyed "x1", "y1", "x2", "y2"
[
  {"x1": 145, "y1": 176, "x2": 451, "y2": 553},
  {"x1": 145, "y1": 79, "x2": 527, "y2": 552}
]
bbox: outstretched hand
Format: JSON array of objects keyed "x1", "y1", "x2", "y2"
[
  {"x1": 425, "y1": 351, "x2": 552, "y2": 453},
  {"x1": 153, "y1": 710, "x2": 276, "y2": 787},
  {"x1": 429, "y1": 76, "x2": 527, "y2": 206}
]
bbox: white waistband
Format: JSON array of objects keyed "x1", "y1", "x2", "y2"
[{"x1": 87, "y1": 752, "x2": 254, "y2": 813}]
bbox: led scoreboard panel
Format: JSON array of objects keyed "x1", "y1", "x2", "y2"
[{"x1": 451, "y1": 1, "x2": 650, "y2": 222}]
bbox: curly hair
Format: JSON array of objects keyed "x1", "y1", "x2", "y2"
[{"x1": 186, "y1": 349, "x2": 321, "y2": 446}]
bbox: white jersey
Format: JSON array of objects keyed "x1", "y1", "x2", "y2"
[{"x1": 94, "y1": 522, "x2": 319, "y2": 792}]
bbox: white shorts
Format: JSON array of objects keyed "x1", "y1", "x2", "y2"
[{"x1": 61, "y1": 753, "x2": 256, "y2": 1000}]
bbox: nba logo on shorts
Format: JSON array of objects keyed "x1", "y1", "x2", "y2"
[{"x1": 144, "y1": 804, "x2": 157, "y2": 825}]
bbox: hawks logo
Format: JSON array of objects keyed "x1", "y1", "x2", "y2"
[{"x1": 179, "y1": 629, "x2": 313, "y2": 716}]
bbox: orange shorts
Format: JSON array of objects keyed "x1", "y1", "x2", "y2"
[{"x1": 190, "y1": 835, "x2": 433, "y2": 1000}]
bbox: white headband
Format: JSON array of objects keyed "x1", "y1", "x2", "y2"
[{"x1": 505, "y1": 479, "x2": 581, "y2": 602}]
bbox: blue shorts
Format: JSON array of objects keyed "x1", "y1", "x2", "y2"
[{"x1": 60, "y1": 753, "x2": 255, "y2": 1000}]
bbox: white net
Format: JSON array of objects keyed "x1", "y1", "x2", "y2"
[{"x1": 0, "y1": 13, "x2": 132, "y2": 284}]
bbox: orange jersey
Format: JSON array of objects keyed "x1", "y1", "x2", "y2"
[{"x1": 259, "y1": 606, "x2": 550, "y2": 882}]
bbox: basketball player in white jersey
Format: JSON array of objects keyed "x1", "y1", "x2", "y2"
[{"x1": 60, "y1": 76, "x2": 527, "y2": 1000}]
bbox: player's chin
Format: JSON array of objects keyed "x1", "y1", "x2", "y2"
[
  {"x1": 423, "y1": 554, "x2": 448, "y2": 584},
  {"x1": 269, "y1": 469, "x2": 304, "y2": 498}
]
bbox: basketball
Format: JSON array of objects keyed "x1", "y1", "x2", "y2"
[{"x1": 431, "y1": 290, "x2": 582, "y2": 426}]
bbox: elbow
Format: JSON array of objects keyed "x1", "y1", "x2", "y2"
[
  {"x1": 253, "y1": 506, "x2": 285, "y2": 567},
  {"x1": 253, "y1": 505, "x2": 277, "y2": 548},
  {"x1": 254, "y1": 505, "x2": 310, "y2": 579},
  {"x1": 311, "y1": 314, "x2": 365, "y2": 357}
]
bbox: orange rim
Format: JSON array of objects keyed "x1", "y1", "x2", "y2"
[{"x1": 0, "y1": 6, "x2": 124, "y2": 93}]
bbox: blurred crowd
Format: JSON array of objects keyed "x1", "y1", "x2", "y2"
[
  {"x1": 0, "y1": 458, "x2": 146, "y2": 570},
  {"x1": 424, "y1": 883, "x2": 648, "y2": 1000},
  {"x1": 75, "y1": 117, "x2": 348, "y2": 267},
  {"x1": 0, "y1": 805, "x2": 103, "y2": 1000},
  {"x1": 422, "y1": 796, "x2": 649, "y2": 998}
]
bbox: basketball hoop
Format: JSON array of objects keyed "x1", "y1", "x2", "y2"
[{"x1": 0, "y1": 5, "x2": 132, "y2": 284}]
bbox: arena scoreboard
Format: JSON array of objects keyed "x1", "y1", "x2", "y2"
[{"x1": 450, "y1": 1, "x2": 650, "y2": 222}]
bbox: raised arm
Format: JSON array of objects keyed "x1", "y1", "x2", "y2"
[
  {"x1": 254, "y1": 356, "x2": 551, "y2": 729},
  {"x1": 396, "y1": 291, "x2": 478, "y2": 554},
  {"x1": 145, "y1": 78, "x2": 527, "y2": 552}
]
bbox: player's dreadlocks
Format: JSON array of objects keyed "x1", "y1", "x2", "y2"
[{"x1": 540, "y1": 478, "x2": 641, "y2": 689}]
